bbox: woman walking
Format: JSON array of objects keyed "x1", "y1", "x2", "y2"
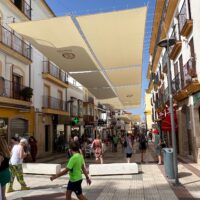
[
  {"x1": 92, "y1": 134, "x2": 103, "y2": 164},
  {"x1": 124, "y1": 132, "x2": 133, "y2": 163},
  {"x1": 139, "y1": 133, "x2": 147, "y2": 163}
]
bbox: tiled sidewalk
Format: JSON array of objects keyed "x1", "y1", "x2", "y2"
[{"x1": 6, "y1": 142, "x2": 200, "y2": 200}]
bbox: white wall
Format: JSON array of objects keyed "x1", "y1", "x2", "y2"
[
  {"x1": 67, "y1": 86, "x2": 84, "y2": 101},
  {"x1": 191, "y1": 0, "x2": 200, "y2": 80}
]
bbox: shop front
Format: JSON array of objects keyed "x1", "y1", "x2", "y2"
[
  {"x1": 157, "y1": 106, "x2": 178, "y2": 151},
  {"x1": 0, "y1": 107, "x2": 34, "y2": 142}
]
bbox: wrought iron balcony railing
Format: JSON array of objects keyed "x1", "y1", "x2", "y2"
[
  {"x1": 178, "y1": 0, "x2": 192, "y2": 37},
  {"x1": 179, "y1": 0, "x2": 191, "y2": 30},
  {"x1": 11, "y1": 0, "x2": 32, "y2": 19},
  {"x1": 0, "y1": 25, "x2": 31, "y2": 60},
  {"x1": 0, "y1": 76, "x2": 31, "y2": 102},
  {"x1": 43, "y1": 96, "x2": 67, "y2": 111},
  {"x1": 169, "y1": 24, "x2": 181, "y2": 55},
  {"x1": 163, "y1": 87, "x2": 169, "y2": 104},
  {"x1": 181, "y1": 57, "x2": 197, "y2": 88},
  {"x1": 43, "y1": 61, "x2": 68, "y2": 83},
  {"x1": 162, "y1": 51, "x2": 168, "y2": 73},
  {"x1": 172, "y1": 73, "x2": 181, "y2": 95}
]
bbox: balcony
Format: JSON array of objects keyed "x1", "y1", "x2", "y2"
[
  {"x1": 172, "y1": 73, "x2": 182, "y2": 96},
  {"x1": 0, "y1": 25, "x2": 31, "y2": 64},
  {"x1": 154, "y1": 73, "x2": 161, "y2": 89},
  {"x1": 42, "y1": 96, "x2": 69, "y2": 116},
  {"x1": 84, "y1": 115, "x2": 95, "y2": 125},
  {"x1": 174, "y1": 58, "x2": 200, "y2": 101},
  {"x1": 148, "y1": 73, "x2": 155, "y2": 91},
  {"x1": 0, "y1": 76, "x2": 32, "y2": 107},
  {"x1": 178, "y1": 0, "x2": 193, "y2": 37},
  {"x1": 163, "y1": 87, "x2": 169, "y2": 104},
  {"x1": 10, "y1": 0, "x2": 31, "y2": 20},
  {"x1": 42, "y1": 61, "x2": 69, "y2": 88},
  {"x1": 169, "y1": 25, "x2": 182, "y2": 60},
  {"x1": 162, "y1": 51, "x2": 168, "y2": 73}
]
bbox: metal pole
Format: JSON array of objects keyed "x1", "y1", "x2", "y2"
[{"x1": 166, "y1": 42, "x2": 179, "y2": 185}]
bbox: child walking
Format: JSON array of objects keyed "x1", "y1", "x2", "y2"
[{"x1": 50, "y1": 141, "x2": 91, "y2": 200}]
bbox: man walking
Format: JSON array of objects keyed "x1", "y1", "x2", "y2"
[{"x1": 50, "y1": 142, "x2": 91, "y2": 200}]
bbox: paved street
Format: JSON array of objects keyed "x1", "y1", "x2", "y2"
[{"x1": 5, "y1": 142, "x2": 200, "y2": 200}]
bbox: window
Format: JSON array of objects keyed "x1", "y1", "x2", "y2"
[{"x1": 13, "y1": 73, "x2": 22, "y2": 99}]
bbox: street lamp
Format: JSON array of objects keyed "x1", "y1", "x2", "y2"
[{"x1": 157, "y1": 38, "x2": 179, "y2": 185}]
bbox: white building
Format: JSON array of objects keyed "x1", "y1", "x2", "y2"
[{"x1": 147, "y1": 0, "x2": 200, "y2": 162}]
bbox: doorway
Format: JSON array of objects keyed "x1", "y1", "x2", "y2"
[
  {"x1": 45, "y1": 125, "x2": 50, "y2": 152},
  {"x1": 13, "y1": 73, "x2": 22, "y2": 99}
]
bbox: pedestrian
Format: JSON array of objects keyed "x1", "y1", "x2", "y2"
[
  {"x1": 152, "y1": 129, "x2": 162, "y2": 165},
  {"x1": 74, "y1": 136, "x2": 83, "y2": 155},
  {"x1": 7, "y1": 138, "x2": 30, "y2": 193},
  {"x1": 112, "y1": 133, "x2": 119, "y2": 152},
  {"x1": 0, "y1": 152, "x2": 10, "y2": 200},
  {"x1": 28, "y1": 136, "x2": 38, "y2": 162},
  {"x1": 92, "y1": 134, "x2": 103, "y2": 164},
  {"x1": 124, "y1": 132, "x2": 133, "y2": 163},
  {"x1": 50, "y1": 141, "x2": 91, "y2": 200},
  {"x1": 120, "y1": 135, "x2": 126, "y2": 152},
  {"x1": 139, "y1": 133, "x2": 147, "y2": 163}
]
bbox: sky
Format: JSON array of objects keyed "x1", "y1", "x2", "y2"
[{"x1": 46, "y1": 0, "x2": 156, "y2": 120}]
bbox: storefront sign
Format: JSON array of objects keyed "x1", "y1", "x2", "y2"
[{"x1": 193, "y1": 91, "x2": 200, "y2": 106}]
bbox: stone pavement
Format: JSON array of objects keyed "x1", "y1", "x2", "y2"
[{"x1": 6, "y1": 142, "x2": 200, "y2": 200}]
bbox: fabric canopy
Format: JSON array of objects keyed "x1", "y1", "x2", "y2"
[
  {"x1": 10, "y1": 6, "x2": 147, "y2": 108},
  {"x1": 161, "y1": 110, "x2": 178, "y2": 132}
]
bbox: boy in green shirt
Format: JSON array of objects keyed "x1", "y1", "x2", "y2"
[{"x1": 50, "y1": 142, "x2": 91, "y2": 200}]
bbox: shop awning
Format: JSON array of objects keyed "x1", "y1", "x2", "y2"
[
  {"x1": 10, "y1": 7, "x2": 147, "y2": 108},
  {"x1": 161, "y1": 110, "x2": 178, "y2": 132}
]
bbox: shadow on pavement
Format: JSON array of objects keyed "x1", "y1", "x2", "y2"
[
  {"x1": 178, "y1": 172, "x2": 192, "y2": 178},
  {"x1": 23, "y1": 193, "x2": 71, "y2": 200}
]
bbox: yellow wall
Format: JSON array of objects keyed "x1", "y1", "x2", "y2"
[
  {"x1": 0, "y1": 107, "x2": 35, "y2": 135},
  {"x1": 145, "y1": 92, "x2": 153, "y2": 129}
]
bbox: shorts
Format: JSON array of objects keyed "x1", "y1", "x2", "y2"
[
  {"x1": 126, "y1": 153, "x2": 132, "y2": 158},
  {"x1": 67, "y1": 179, "x2": 83, "y2": 196}
]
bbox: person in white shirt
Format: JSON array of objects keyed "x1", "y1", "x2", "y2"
[{"x1": 7, "y1": 138, "x2": 30, "y2": 193}]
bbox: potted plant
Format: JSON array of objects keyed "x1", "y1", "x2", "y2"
[{"x1": 20, "y1": 87, "x2": 33, "y2": 101}]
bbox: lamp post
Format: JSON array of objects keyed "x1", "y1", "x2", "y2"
[{"x1": 157, "y1": 38, "x2": 179, "y2": 185}]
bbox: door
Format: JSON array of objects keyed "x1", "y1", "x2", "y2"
[
  {"x1": 44, "y1": 85, "x2": 50, "y2": 108},
  {"x1": 13, "y1": 74, "x2": 22, "y2": 99},
  {"x1": 57, "y1": 90, "x2": 63, "y2": 110},
  {"x1": 45, "y1": 125, "x2": 50, "y2": 152},
  {"x1": 186, "y1": 107, "x2": 192, "y2": 155}
]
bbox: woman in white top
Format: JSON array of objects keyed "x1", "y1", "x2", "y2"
[{"x1": 7, "y1": 138, "x2": 30, "y2": 193}]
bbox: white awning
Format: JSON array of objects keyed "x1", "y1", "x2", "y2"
[{"x1": 10, "y1": 6, "x2": 147, "y2": 108}]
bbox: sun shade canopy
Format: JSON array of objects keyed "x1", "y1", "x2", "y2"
[{"x1": 10, "y1": 6, "x2": 147, "y2": 108}]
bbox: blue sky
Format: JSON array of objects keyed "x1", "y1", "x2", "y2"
[{"x1": 46, "y1": 0, "x2": 156, "y2": 120}]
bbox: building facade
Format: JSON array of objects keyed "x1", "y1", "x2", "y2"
[
  {"x1": 144, "y1": 92, "x2": 153, "y2": 130},
  {"x1": 147, "y1": 0, "x2": 200, "y2": 162}
]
